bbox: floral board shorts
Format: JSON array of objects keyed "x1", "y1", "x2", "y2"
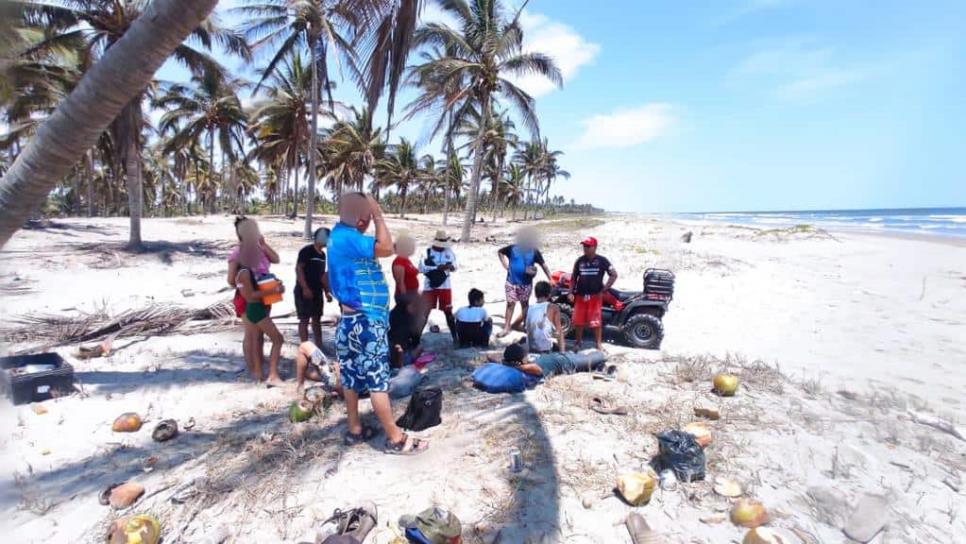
[
  {"x1": 335, "y1": 313, "x2": 390, "y2": 393},
  {"x1": 505, "y1": 282, "x2": 533, "y2": 303}
]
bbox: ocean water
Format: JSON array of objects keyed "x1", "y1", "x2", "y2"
[{"x1": 674, "y1": 207, "x2": 966, "y2": 238}]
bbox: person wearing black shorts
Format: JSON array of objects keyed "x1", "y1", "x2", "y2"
[{"x1": 295, "y1": 228, "x2": 333, "y2": 345}]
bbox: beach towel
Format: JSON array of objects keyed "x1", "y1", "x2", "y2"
[{"x1": 471, "y1": 363, "x2": 539, "y2": 394}]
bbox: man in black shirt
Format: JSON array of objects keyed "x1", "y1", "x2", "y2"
[
  {"x1": 566, "y1": 236, "x2": 618, "y2": 350},
  {"x1": 295, "y1": 228, "x2": 333, "y2": 345}
]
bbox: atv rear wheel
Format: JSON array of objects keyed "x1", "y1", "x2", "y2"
[
  {"x1": 558, "y1": 305, "x2": 573, "y2": 337},
  {"x1": 622, "y1": 313, "x2": 664, "y2": 349}
]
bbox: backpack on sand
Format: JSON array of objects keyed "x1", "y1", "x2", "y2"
[{"x1": 395, "y1": 387, "x2": 443, "y2": 432}]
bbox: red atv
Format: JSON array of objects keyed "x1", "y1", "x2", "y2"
[{"x1": 550, "y1": 269, "x2": 674, "y2": 349}]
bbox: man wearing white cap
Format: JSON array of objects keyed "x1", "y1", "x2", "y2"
[{"x1": 419, "y1": 229, "x2": 458, "y2": 341}]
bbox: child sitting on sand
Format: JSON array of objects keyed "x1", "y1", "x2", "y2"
[
  {"x1": 389, "y1": 292, "x2": 425, "y2": 368},
  {"x1": 295, "y1": 341, "x2": 341, "y2": 395},
  {"x1": 454, "y1": 288, "x2": 493, "y2": 347},
  {"x1": 526, "y1": 281, "x2": 566, "y2": 353}
]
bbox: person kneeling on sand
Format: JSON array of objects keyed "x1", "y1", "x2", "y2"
[
  {"x1": 454, "y1": 288, "x2": 493, "y2": 347},
  {"x1": 389, "y1": 292, "x2": 424, "y2": 368},
  {"x1": 526, "y1": 281, "x2": 566, "y2": 353},
  {"x1": 295, "y1": 341, "x2": 342, "y2": 395},
  {"x1": 328, "y1": 192, "x2": 428, "y2": 454},
  {"x1": 488, "y1": 342, "x2": 606, "y2": 377}
]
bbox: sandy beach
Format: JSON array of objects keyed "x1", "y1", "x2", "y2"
[{"x1": 1, "y1": 214, "x2": 963, "y2": 543}]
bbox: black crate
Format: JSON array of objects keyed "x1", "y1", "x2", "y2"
[{"x1": 0, "y1": 353, "x2": 75, "y2": 405}]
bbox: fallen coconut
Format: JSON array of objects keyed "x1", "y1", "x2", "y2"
[
  {"x1": 288, "y1": 399, "x2": 315, "y2": 423},
  {"x1": 713, "y1": 476, "x2": 743, "y2": 498},
  {"x1": 112, "y1": 412, "x2": 142, "y2": 433},
  {"x1": 683, "y1": 422, "x2": 713, "y2": 447},
  {"x1": 713, "y1": 373, "x2": 739, "y2": 396},
  {"x1": 109, "y1": 482, "x2": 145, "y2": 509},
  {"x1": 743, "y1": 527, "x2": 799, "y2": 544},
  {"x1": 616, "y1": 470, "x2": 658, "y2": 506},
  {"x1": 108, "y1": 514, "x2": 160, "y2": 544},
  {"x1": 693, "y1": 404, "x2": 720, "y2": 420},
  {"x1": 731, "y1": 498, "x2": 768, "y2": 528}
]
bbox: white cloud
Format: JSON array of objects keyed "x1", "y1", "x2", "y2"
[
  {"x1": 729, "y1": 39, "x2": 869, "y2": 100},
  {"x1": 571, "y1": 103, "x2": 675, "y2": 150},
  {"x1": 420, "y1": 7, "x2": 599, "y2": 98},
  {"x1": 511, "y1": 11, "x2": 600, "y2": 97}
]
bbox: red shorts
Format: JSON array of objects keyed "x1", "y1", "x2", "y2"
[
  {"x1": 572, "y1": 294, "x2": 603, "y2": 328},
  {"x1": 423, "y1": 289, "x2": 453, "y2": 311}
]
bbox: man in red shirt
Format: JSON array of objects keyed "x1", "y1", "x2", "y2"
[{"x1": 567, "y1": 237, "x2": 618, "y2": 350}]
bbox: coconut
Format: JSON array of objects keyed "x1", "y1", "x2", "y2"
[
  {"x1": 713, "y1": 476, "x2": 743, "y2": 497},
  {"x1": 112, "y1": 413, "x2": 142, "y2": 433},
  {"x1": 108, "y1": 514, "x2": 161, "y2": 544},
  {"x1": 616, "y1": 470, "x2": 657, "y2": 506},
  {"x1": 288, "y1": 400, "x2": 315, "y2": 423},
  {"x1": 713, "y1": 373, "x2": 739, "y2": 396},
  {"x1": 742, "y1": 527, "x2": 798, "y2": 544},
  {"x1": 731, "y1": 498, "x2": 768, "y2": 528},
  {"x1": 683, "y1": 422, "x2": 713, "y2": 447}
]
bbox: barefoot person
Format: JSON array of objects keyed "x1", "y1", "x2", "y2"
[
  {"x1": 227, "y1": 217, "x2": 279, "y2": 377},
  {"x1": 419, "y1": 230, "x2": 458, "y2": 342},
  {"x1": 294, "y1": 341, "x2": 340, "y2": 395},
  {"x1": 235, "y1": 218, "x2": 285, "y2": 385},
  {"x1": 328, "y1": 193, "x2": 428, "y2": 454},
  {"x1": 567, "y1": 237, "x2": 618, "y2": 351},
  {"x1": 526, "y1": 281, "x2": 566, "y2": 353},
  {"x1": 295, "y1": 227, "x2": 333, "y2": 346},
  {"x1": 498, "y1": 227, "x2": 550, "y2": 336}
]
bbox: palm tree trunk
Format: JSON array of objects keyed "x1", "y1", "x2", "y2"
[
  {"x1": 304, "y1": 43, "x2": 320, "y2": 239},
  {"x1": 461, "y1": 94, "x2": 491, "y2": 241},
  {"x1": 123, "y1": 101, "x2": 144, "y2": 249},
  {"x1": 442, "y1": 186, "x2": 450, "y2": 225},
  {"x1": 0, "y1": 0, "x2": 218, "y2": 249},
  {"x1": 399, "y1": 185, "x2": 408, "y2": 218},
  {"x1": 291, "y1": 159, "x2": 300, "y2": 219},
  {"x1": 85, "y1": 150, "x2": 95, "y2": 217}
]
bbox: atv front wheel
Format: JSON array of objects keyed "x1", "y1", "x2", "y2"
[
  {"x1": 558, "y1": 305, "x2": 573, "y2": 337},
  {"x1": 622, "y1": 314, "x2": 664, "y2": 349}
]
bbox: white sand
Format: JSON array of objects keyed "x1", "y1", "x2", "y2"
[{"x1": 1, "y1": 214, "x2": 963, "y2": 543}]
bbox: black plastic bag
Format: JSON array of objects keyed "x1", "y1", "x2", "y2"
[
  {"x1": 396, "y1": 387, "x2": 442, "y2": 431},
  {"x1": 656, "y1": 430, "x2": 705, "y2": 482}
]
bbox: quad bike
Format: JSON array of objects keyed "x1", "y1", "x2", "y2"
[{"x1": 550, "y1": 268, "x2": 674, "y2": 349}]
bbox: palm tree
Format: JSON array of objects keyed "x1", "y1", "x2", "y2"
[
  {"x1": 236, "y1": 0, "x2": 360, "y2": 237},
  {"x1": 155, "y1": 72, "x2": 248, "y2": 214},
  {"x1": 323, "y1": 106, "x2": 384, "y2": 195},
  {"x1": 537, "y1": 143, "x2": 569, "y2": 216},
  {"x1": 436, "y1": 148, "x2": 464, "y2": 225},
  {"x1": 503, "y1": 162, "x2": 525, "y2": 220},
  {"x1": 375, "y1": 138, "x2": 420, "y2": 218},
  {"x1": 0, "y1": 0, "x2": 222, "y2": 249},
  {"x1": 514, "y1": 140, "x2": 543, "y2": 220},
  {"x1": 456, "y1": 109, "x2": 517, "y2": 220},
  {"x1": 408, "y1": 0, "x2": 561, "y2": 241}
]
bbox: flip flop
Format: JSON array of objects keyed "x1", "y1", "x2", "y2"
[
  {"x1": 343, "y1": 424, "x2": 379, "y2": 446},
  {"x1": 151, "y1": 419, "x2": 179, "y2": 442},
  {"x1": 384, "y1": 434, "x2": 429, "y2": 455},
  {"x1": 625, "y1": 513, "x2": 660, "y2": 544},
  {"x1": 589, "y1": 397, "x2": 628, "y2": 416},
  {"x1": 341, "y1": 501, "x2": 378, "y2": 541}
]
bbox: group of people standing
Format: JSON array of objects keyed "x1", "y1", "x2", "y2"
[{"x1": 226, "y1": 192, "x2": 619, "y2": 454}]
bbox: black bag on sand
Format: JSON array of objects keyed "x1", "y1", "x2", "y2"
[
  {"x1": 655, "y1": 430, "x2": 705, "y2": 482},
  {"x1": 396, "y1": 387, "x2": 443, "y2": 432}
]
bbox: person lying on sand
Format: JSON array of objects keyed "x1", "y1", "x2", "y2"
[
  {"x1": 487, "y1": 342, "x2": 606, "y2": 377},
  {"x1": 526, "y1": 281, "x2": 566, "y2": 353},
  {"x1": 294, "y1": 341, "x2": 341, "y2": 395},
  {"x1": 389, "y1": 292, "x2": 425, "y2": 368},
  {"x1": 235, "y1": 218, "x2": 285, "y2": 386},
  {"x1": 328, "y1": 193, "x2": 428, "y2": 455}
]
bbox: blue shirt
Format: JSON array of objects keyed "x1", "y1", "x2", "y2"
[
  {"x1": 499, "y1": 244, "x2": 545, "y2": 286},
  {"x1": 327, "y1": 222, "x2": 390, "y2": 321}
]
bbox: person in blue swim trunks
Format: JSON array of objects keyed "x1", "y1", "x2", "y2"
[{"x1": 328, "y1": 193, "x2": 428, "y2": 455}]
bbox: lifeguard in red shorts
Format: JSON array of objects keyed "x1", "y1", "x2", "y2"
[{"x1": 566, "y1": 237, "x2": 618, "y2": 350}]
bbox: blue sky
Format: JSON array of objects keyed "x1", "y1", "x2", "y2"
[{"x1": 160, "y1": 0, "x2": 966, "y2": 213}]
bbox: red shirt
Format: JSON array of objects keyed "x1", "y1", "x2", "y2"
[{"x1": 392, "y1": 256, "x2": 420, "y2": 296}]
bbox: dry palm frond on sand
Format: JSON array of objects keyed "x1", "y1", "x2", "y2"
[{"x1": 0, "y1": 302, "x2": 238, "y2": 349}]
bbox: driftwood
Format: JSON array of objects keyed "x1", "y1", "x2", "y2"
[{"x1": 908, "y1": 411, "x2": 965, "y2": 442}]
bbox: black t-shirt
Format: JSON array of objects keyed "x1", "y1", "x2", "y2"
[
  {"x1": 297, "y1": 245, "x2": 327, "y2": 293},
  {"x1": 572, "y1": 255, "x2": 612, "y2": 295}
]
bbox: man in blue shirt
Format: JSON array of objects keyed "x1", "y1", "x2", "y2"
[
  {"x1": 328, "y1": 193, "x2": 428, "y2": 455},
  {"x1": 497, "y1": 227, "x2": 551, "y2": 337}
]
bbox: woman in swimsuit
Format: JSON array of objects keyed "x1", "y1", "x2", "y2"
[{"x1": 234, "y1": 218, "x2": 285, "y2": 385}]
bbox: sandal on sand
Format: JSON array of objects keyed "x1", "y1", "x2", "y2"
[
  {"x1": 589, "y1": 397, "x2": 628, "y2": 416},
  {"x1": 98, "y1": 482, "x2": 122, "y2": 506},
  {"x1": 151, "y1": 419, "x2": 179, "y2": 442},
  {"x1": 340, "y1": 501, "x2": 377, "y2": 541},
  {"x1": 343, "y1": 424, "x2": 379, "y2": 446},
  {"x1": 625, "y1": 513, "x2": 660, "y2": 544},
  {"x1": 384, "y1": 434, "x2": 429, "y2": 455}
]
